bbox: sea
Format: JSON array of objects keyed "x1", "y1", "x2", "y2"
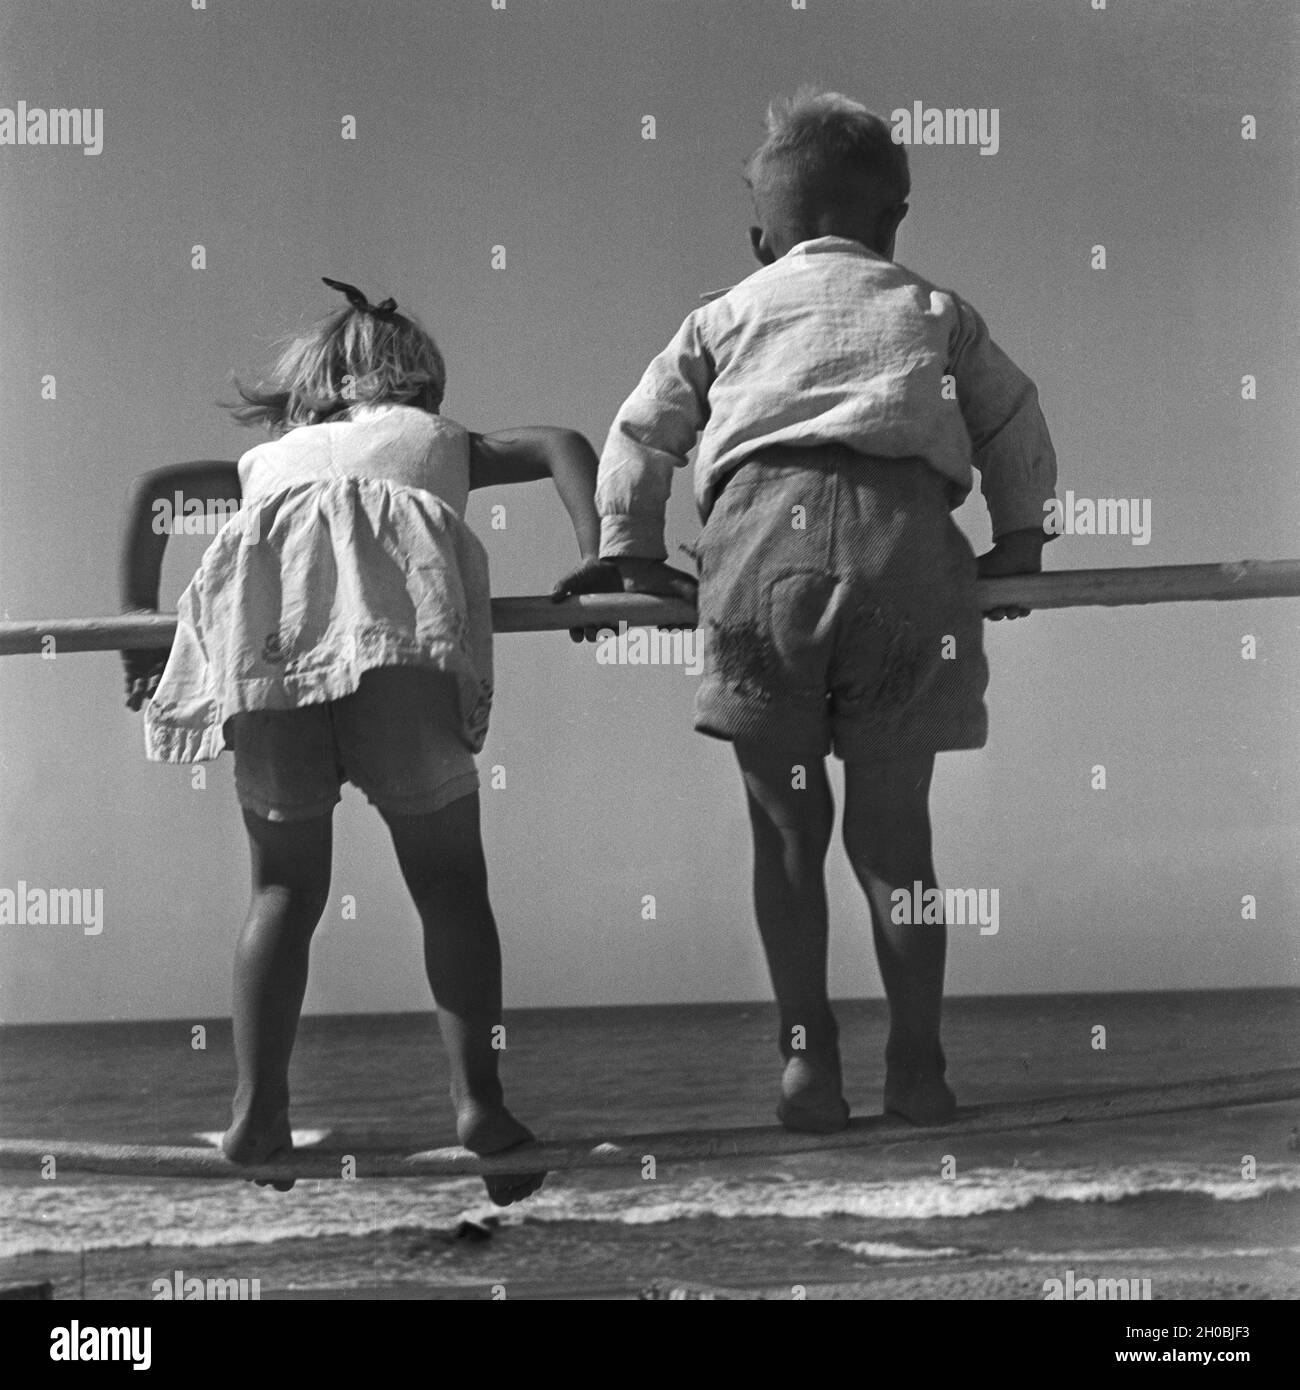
[{"x1": 2, "y1": 990, "x2": 1298, "y2": 1299}]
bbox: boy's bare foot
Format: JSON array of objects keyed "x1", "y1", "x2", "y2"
[
  {"x1": 776, "y1": 1054, "x2": 850, "y2": 1134},
  {"x1": 456, "y1": 1099, "x2": 546, "y2": 1206},
  {"x1": 883, "y1": 1073, "x2": 957, "y2": 1124},
  {"x1": 223, "y1": 1098, "x2": 296, "y2": 1192},
  {"x1": 883, "y1": 1067, "x2": 957, "y2": 1125}
]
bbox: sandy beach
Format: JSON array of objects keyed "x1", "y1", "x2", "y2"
[
  {"x1": 7, "y1": 1244, "x2": 1297, "y2": 1302},
  {"x1": 6, "y1": 1199, "x2": 1299, "y2": 1301}
]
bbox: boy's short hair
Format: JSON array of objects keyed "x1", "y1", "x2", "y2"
[
  {"x1": 745, "y1": 87, "x2": 910, "y2": 216},
  {"x1": 229, "y1": 301, "x2": 446, "y2": 434}
]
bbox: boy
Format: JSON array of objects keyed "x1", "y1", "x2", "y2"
[{"x1": 557, "y1": 90, "x2": 1056, "y2": 1129}]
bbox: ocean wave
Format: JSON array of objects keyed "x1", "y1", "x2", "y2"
[
  {"x1": 3, "y1": 1165, "x2": 1299, "y2": 1258},
  {"x1": 812, "y1": 1239, "x2": 975, "y2": 1261},
  {"x1": 513, "y1": 1167, "x2": 1300, "y2": 1225},
  {"x1": 1000, "y1": 1244, "x2": 1300, "y2": 1264}
]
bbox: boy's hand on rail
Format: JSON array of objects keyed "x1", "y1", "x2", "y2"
[
  {"x1": 551, "y1": 557, "x2": 699, "y2": 643},
  {"x1": 978, "y1": 530, "x2": 1045, "y2": 621},
  {"x1": 551, "y1": 558, "x2": 624, "y2": 642},
  {"x1": 607, "y1": 558, "x2": 699, "y2": 602}
]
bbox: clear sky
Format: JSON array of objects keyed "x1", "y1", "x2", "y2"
[{"x1": 1, "y1": 0, "x2": 1296, "y2": 1023}]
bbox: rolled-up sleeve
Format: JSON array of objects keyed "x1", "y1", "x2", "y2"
[
  {"x1": 948, "y1": 296, "x2": 1058, "y2": 541},
  {"x1": 597, "y1": 312, "x2": 714, "y2": 560}
]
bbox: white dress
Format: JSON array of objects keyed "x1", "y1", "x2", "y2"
[{"x1": 144, "y1": 404, "x2": 493, "y2": 761}]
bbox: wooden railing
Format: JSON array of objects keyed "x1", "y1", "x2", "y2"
[{"x1": 0, "y1": 561, "x2": 1297, "y2": 654}]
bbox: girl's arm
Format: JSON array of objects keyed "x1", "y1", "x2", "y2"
[
  {"x1": 118, "y1": 460, "x2": 240, "y2": 709},
  {"x1": 468, "y1": 427, "x2": 601, "y2": 560},
  {"x1": 119, "y1": 460, "x2": 242, "y2": 612},
  {"x1": 469, "y1": 427, "x2": 697, "y2": 642}
]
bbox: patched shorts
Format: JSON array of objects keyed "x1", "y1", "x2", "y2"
[
  {"x1": 693, "y1": 446, "x2": 989, "y2": 763},
  {"x1": 226, "y1": 667, "x2": 480, "y2": 822}
]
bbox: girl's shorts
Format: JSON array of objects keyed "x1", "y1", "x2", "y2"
[
  {"x1": 225, "y1": 667, "x2": 479, "y2": 822},
  {"x1": 693, "y1": 445, "x2": 989, "y2": 763}
]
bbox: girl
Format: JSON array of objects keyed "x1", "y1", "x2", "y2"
[{"x1": 120, "y1": 279, "x2": 603, "y2": 1204}]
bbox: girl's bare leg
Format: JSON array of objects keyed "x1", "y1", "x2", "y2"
[
  {"x1": 223, "y1": 809, "x2": 333, "y2": 1189},
  {"x1": 382, "y1": 793, "x2": 544, "y2": 1205}
]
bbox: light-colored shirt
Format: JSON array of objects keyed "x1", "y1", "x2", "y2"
[{"x1": 597, "y1": 236, "x2": 1058, "y2": 559}]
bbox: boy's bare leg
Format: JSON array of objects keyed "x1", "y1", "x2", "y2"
[
  {"x1": 223, "y1": 809, "x2": 333, "y2": 1190},
  {"x1": 734, "y1": 741, "x2": 849, "y2": 1134},
  {"x1": 383, "y1": 794, "x2": 545, "y2": 1205},
  {"x1": 842, "y1": 754, "x2": 956, "y2": 1124}
]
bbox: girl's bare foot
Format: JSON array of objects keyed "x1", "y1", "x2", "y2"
[
  {"x1": 776, "y1": 1054, "x2": 850, "y2": 1134},
  {"x1": 223, "y1": 1093, "x2": 295, "y2": 1191},
  {"x1": 456, "y1": 1099, "x2": 546, "y2": 1206}
]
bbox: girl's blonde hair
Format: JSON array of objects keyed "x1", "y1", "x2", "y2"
[{"x1": 229, "y1": 290, "x2": 446, "y2": 433}]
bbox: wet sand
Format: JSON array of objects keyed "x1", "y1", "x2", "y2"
[{"x1": 5, "y1": 1223, "x2": 1298, "y2": 1301}]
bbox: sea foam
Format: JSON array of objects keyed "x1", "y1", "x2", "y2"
[{"x1": 4, "y1": 1164, "x2": 1299, "y2": 1258}]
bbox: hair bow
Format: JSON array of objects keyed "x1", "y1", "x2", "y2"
[{"x1": 322, "y1": 277, "x2": 398, "y2": 315}]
